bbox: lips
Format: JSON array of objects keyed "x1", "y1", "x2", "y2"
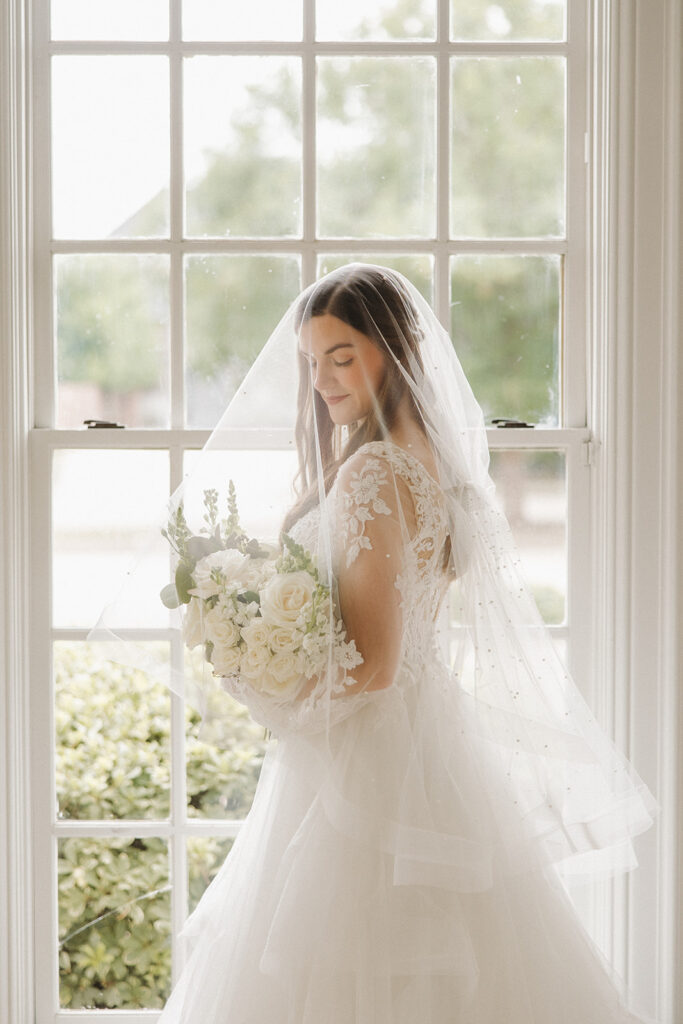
[{"x1": 324, "y1": 395, "x2": 348, "y2": 405}]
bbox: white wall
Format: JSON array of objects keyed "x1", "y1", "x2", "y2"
[{"x1": 600, "y1": 2, "x2": 681, "y2": 1015}]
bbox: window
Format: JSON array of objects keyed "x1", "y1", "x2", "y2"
[{"x1": 30, "y1": 0, "x2": 592, "y2": 1016}]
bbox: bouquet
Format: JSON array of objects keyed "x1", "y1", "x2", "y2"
[{"x1": 161, "y1": 483, "x2": 362, "y2": 701}]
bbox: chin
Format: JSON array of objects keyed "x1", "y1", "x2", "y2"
[
  {"x1": 328, "y1": 410, "x2": 354, "y2": 427},
  {"x1": 327, "y1": 402, "x2": 360, "y2": 426}
]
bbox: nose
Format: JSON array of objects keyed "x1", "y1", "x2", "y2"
[{"x1": 312, "y1": 361, "x2": 334, "y2": 392}]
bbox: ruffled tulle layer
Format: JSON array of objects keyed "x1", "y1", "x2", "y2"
[{"x1": 159, "y1": 665, "x2": 655, "y2": 1024}]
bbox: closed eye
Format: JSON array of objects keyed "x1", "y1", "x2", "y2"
[{"x1": 300, "y1": 353, "x2": 352, "y2": 369}]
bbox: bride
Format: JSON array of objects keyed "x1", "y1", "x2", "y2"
[{"x1": 102, "y1": 264, "x2": 658, "y2": 1022}]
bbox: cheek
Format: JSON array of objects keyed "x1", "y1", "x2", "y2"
[
  {"x1": 347, "y1": 354, "x2": 386, "y2": 395},
  {"x1": 347, "y1": 363, "x2": 370, "y2": 393},
  {"x1": 364, "y1": 356, "x2": 386, "y2": 395}
]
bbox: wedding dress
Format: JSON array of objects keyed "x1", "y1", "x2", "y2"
[
  {"x1": 92, "y1": 263, "x2": 658, "y2": 1022},
  {"x1": 156, "y1": 440, "x2": 652, "y2": 1024}
]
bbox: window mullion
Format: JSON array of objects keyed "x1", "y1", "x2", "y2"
[
  {"x1": 168, "y1": 430, "x2": 187, "y2": 979},
  {"x1": 301, "y1": 0, "x2": 316, "y2": 284},
  {"x1": 35, "y1": 426, "x2": 589, "y2": 451},
  {"x1": 33, "y1": 0, "x2": 54, "y2": 429},
  {"x1": 31, "y1": 426, "x2": 213, "y2": 448},
  {"x1": 565, "y1": 430, "x2": 593, "y2": 699},
  {"x1": 170, "y1": 2, "x2": 184, "y2": 430},
  {"x1": 29, "y1": 431, "x2": 60, "y2": 1020},
  {"x1": 564, "y1": 0, "x2": 589, "y2": 427},
  {"x1": 169, "y1": 669, "x2": 189, "y2": 982},
  {"x1": 486, "y1": 426, "x2": 589, "y2": 449},
  {"x1": 49, "y1": 236, "x2": 569, "y2": 256},
  {"x1": 434, "y1": 0, "x2": 450, "y2": 326}
]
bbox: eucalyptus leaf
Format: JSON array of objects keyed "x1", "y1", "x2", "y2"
[
  {"x1": 245, "y1": 538, "x2": 269, "y2": 558},
  {"x1": 186, "y1": 535, "x2": 222, "y2": 561},
  {"x1": 175, "y1": 563, "x2": 195, "y2": 605},
  {"x1": 159, "y1": 584, "x2": 180, "y2": 610}
]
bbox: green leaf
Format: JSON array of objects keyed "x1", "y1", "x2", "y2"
[
  {"x1": 245, "y1": 538, "x2": 269, "y2": 558},
  {"x1": 186, "y1": 535, "x2": 222, "y2": 561},
  {"x1": 159, "y1": 583, "x2": 180, "y2": 609},
  {"x1": 175, "y1": 563, "x2": 195, "y2": 605}
]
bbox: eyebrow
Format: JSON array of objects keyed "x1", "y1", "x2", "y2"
[{"x1": 301, "y1": 342, "x2": 354, "y2": 359}]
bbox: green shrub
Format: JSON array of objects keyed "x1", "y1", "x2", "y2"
[{"x1": 55, "y1": 642, "x2": 266, "y2": 1009}]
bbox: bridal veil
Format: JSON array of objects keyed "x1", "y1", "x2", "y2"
[{"x1": 89, "y1": 262, "x2": 657, "y2": 892}]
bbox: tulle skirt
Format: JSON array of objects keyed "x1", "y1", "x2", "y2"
[{"x1": 158, "y1": 660, "x2": 654, "y2": 1023}]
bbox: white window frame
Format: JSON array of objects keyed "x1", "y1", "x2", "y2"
[{"x1": 1, "y1": 0, "x2": 680, "y2": 1021}]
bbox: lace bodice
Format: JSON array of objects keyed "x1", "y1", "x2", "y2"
[{"x1": 290, "y1": 440, "x2": 451, "y2": 677}]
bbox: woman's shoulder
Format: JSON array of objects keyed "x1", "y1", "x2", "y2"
[
  {"x1": 331, "y1": 440, "x2": 449, "y2": 569},
  {"x1": 333, "y1": 440, "x2": 446, "y2": 539},
  {"x1": 333, "y1": 442, "x2": 397, "y2": 505},
  {"x1": 347, "y1": 439, "x2": 442, "y2": 496}
]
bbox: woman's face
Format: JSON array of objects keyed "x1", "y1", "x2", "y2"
[{"x1": 298, "y1": 313, "x2": 387, "y2": 426}]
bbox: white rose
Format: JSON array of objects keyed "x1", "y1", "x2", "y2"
[
  {"x1": 240, "y1": 644, "x2": 272, "y2": 679},
  {"x1": 260, "y1": 571, "x2": 316, "y2": 628},
  {"x1": 189, "y1": 549, "x2": 249, "y2": 599},
  {"x1": 182, "y1": 597, "x2": 205, "y2": 649},
  {"x1": 268, "y1": 625, "x2": 301, "y2": 653},
  {"x1": 258, "y1": 651, "x2": 305, "y2": 698},
  {"x1": 203, "y1": 605, "x2": 241, "y2": 649},
  {"x1": 240, "y1": 619, "x2": 271, "y2": 649},
  {"x1": 239, "y1": 557, "x2": 275, "y2": 591},
  {"x1": 211, "y1": 644, "x2": 242, "y2": 677}
]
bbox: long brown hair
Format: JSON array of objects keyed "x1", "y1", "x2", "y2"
[{"x1": 281, "y1": 265, "x2": 427, "y2": 533}]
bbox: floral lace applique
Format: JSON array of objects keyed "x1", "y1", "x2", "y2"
[
  {"x1": 340, "y1": 457, "x2": 393, "y2": 568},
  {"x1": 288, "y1": 441, "x2": 451, "y2": 698}
]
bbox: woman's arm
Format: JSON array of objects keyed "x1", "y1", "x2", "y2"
[
  {"x1": 294, "y1": 511, "x2": 404, "y2": 700},
  {"x1": 228, "y1": 450, "x2": 414, "y2": 728},
  {"x1": 328, "y1": 450, "x2": 415, "y2": 695}
]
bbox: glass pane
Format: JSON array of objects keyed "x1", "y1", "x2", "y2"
[
  {"x1": 188, "y1": 836, "x2": 235, "y2": 913},
  {"x1": 55, "y1": 254, "x2": 170, "y2": 428},
  {"x1": 185, "y1": 650, "x2": 267, "y2": 821},
  {"x1": 182, "y1": 449, "x2": 299, "y2": 551},
  {"x1": 450, "y1": 255, "x2": 560, "y2": 426},
  {"x1": 490, "y1": 449, "x2": 566, "y2": 624},
  {"x1": 451, "y1": 0, "x2": 565, "y2": 40},
  {"x1": 317, "y1": 0, "x2": 435, "y2": 40},
  {"x1": 317, "y1": 57, "x2": 436, "y2": 238},
  {"x1": 58, "y1": 837, "x2": 170, "y2": 1009},
  {"x1": 52, "y1": 57, "x2": 169, "y2": 239},
  {"x1": 317, "y1": 254, "x2": 434, "y2": 305},
  {"x1": 52, "y1": 0, "x2": 168, "y2": 40},
  {"x1": 450, "y1": 57, "x2": 565, "y2": 238},
  {"x1": 185, "y1": 255, "x2": 300, "y2": 427},
  {"x1": 184, "y1": 57, "x2": 302, "y2": 238},
  {"x1": 183, "y1": 0, "x2": 302, "y2": 39},
  {"x1": 52, "y1": 450, "x2": 169, "y2": 629},
  {"x1": 55, "y1": 641, "x2": 171, "y2": 820}
]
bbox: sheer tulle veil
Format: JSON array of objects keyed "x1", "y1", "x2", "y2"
[{"x1": 89, "y1": 261, "x2": 658, "y2": 889}]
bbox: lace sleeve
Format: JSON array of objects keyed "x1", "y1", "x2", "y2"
[{"x1": 331, "y1": 449, "x2": 416, "y2": 695}]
